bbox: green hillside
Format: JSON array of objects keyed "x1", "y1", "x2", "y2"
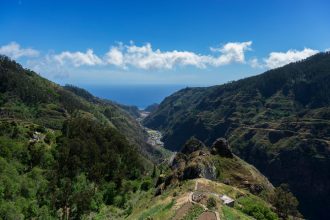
[
  {"x1": 144, "y1": 52, "x2": 330, "y2": 219},
  {"x1": 0, "y1": 55, "x2": 163, "y2": 219},
  {"x1": 0, "y1": 55, "x2": 164, "y2": 162}
]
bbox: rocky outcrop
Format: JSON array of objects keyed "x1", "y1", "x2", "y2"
[
  {"x1": 181, "y1": 137, "x2": 206, "y2": 154},
  {"x1": 175, "y1": 138, "x2": 216, "y2": 181},
  {"x1": 155, "y1": 137, "x2": 275, "y2": 199},
  {"x1": 211, "y1": 138, "x2": 233, "y2": 158},
  {"x1": 182, "y1": 161, "x2": 217, "y2": 180},
  {"x1": 155, "y1": 138, "x2": 217, "y2": 195}
]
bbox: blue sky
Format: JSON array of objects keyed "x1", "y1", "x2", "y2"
[{"x1": 1, "y1": 0, "x2": 330, "y2": 86}]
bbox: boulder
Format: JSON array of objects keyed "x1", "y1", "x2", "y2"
[
  {"x1": 181, "y1": 161, "x2": 216, "y2": 180},
  {"x1": 249, "y1": 183, "x2": 264, "y2": 194},
  {"x1": 211, "y1": 138, "x2": 233, "y2": 158}
]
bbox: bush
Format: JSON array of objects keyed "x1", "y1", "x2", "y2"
[
  {"x1": 207, "y1": 197, "x2": 217, "y2": 209},
  {"x1": 272, "y1": 184, "x2": 300, "y2": 218},
  {"x1": 103, "y1": 182, "x2": 117, "y2": 205},
  {"x1": 140, "y1": 179, "x2": 152, "y2": 191},
  {"x1": 113, "y1": 195, "x2": 126, "y2": 208}
]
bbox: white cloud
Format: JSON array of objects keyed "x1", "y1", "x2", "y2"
[
  {"x1": 105, "y1": 47, "x2": 124, "y2": 66},
  {"x1": 4, "y1": 41, "x2": 322, "y2": 73},
  {"x1": 104, "y1": 42, "x2": 208, "y2": 69},
  {"x1": 248, "y1": 58, "x2": 263, "y2": 68},
  {"x1": 104, "y1": 41, "x2": 252, "y2": 69},
  {"x1": 0, "y1": 42, "x2": 39, "y2": 59},
  {"x1": 210, "y1": 41, "x2": 252, "y2": 65},
  {"x1": 264, "y1": 48, "x2": 318, "y2": 69},
  {"x1": 53, "y1": 49, "x2": 103, "y2": 67}
]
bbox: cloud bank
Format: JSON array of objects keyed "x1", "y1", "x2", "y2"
[
  {"x1": 53, "y1": 49, "x2": 103, "y2": 67},
  {"x1": 264, "y1": 48, "x2": 319, "y2": 69},
  {"x1": 0, "y1": 42, "x2": 39, "y2": 59},
  {"x1": 103, "y1": 41, "x2": 252, "y2": 69},
  {"x1": 48, "y1": 41, "x2": 252, "y2": 69},
  {"x1": 0, "y1": 42, "x2": 322, "y2": 72}
]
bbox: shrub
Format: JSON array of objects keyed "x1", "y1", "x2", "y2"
[
  {"x1": 103, "y1": 182, "x2": 117, "y2": 205},
  {"x1": 113, "y1": 195, "x2": 126, "y2": 208},
  {"x1": 140, "y1": 179, "x2": 152, "y2": 191},
  {"x1": 272, "y1": 184, "x2": 300, "y2": 218},
  {"x1": 207, "y1": 197, "x2": 217, "y2": 209}
]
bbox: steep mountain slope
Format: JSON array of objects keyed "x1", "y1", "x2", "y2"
[
  {"x1": 144, "y1": 52, "x2": 330, "y2": 219},
  {"x1": 0, "y1": 55, "x2": 163, "y2": 161},
  {"x1": 0, "y1": 55, "x2": 160, "y2": 218},
  {"x1": 144, "y1": 103, "x2": 159, "y2": 113}
]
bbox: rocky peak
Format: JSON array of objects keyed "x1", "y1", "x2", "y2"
[{"x1": 181, "y1": 137, "x2": 206, "y2": 154}]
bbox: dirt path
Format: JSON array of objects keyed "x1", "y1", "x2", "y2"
[{"x1": 192, "y1": 179, "x2": 221, "y2": 220}]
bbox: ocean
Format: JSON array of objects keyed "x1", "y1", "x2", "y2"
[{"x1": 82, "y1": 84, "x2": 186, "y2": 109}]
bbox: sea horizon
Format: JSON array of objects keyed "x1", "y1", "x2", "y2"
[{"x1": 80, "y1": 84, "x2": 191, "y2": 109}]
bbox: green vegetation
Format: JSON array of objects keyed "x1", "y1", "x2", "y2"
[
  {"x1": 0, "y1": 115, "x2": 151, "y2": 219},
  {"x1": 0, "y1": 56, "x2": 162, "y2": 218},
  {"x1": 0, "y1": 55, "x2": 163, "y2": 162},
  {"x1": 182, "y1": 204, "x2": 204, "y2": 220},
  {"x1": 237, "y1": 196, "x2": 278, "y2": 220},
  {"x1": 127, "y1": 177, "x2": 280, "y2": 220},
  {"x1": 137, "y1": 199, "x2": 174, "y2": 220},
  {"x1": 207, "y1": 196, "x2": 217, "y2": 209},
  {"x1": 222, "y1": 206, "x2": 254, "y2": 220},
  {"x1": 144, "y1": 52, "x2": 330, "y2": 219},
  {"x1": 272, "y1": 184, "x2": 300, "y2": 218}
]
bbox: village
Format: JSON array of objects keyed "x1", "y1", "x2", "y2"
[{"x1": 137, "y1": 110, "x2": 165, "y2": 148}]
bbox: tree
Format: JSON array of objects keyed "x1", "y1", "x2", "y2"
[
  {"x1": 151, "y1": 164, "x2": 157, "y2": 178},
  {"x1": 273, "y1": 184, "x2": 300, "y2": 218},
  {"x1": 207, "y1": 197, "x2": 217, "y2": 209}
]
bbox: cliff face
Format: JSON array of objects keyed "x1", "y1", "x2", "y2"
[{"x1": 144, "y1": 52, "x2": 330, "y2": 219}]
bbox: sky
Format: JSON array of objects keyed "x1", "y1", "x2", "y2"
[{"x1": 1, "y1": 0, "x2": 330, "y2": 86}]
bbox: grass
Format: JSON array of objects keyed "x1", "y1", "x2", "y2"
[
  {"x1": 222, "y1": 205, "x2": 253, "y2": 220},
  {"x1": 128, "y1": 179, "x2": 277, "y2": 220},
  {"x1": 211, "y1": 155, "x2": 273, "y2": 194},
  {"x1": 182, "y1": 204, "x2": 204, "y2": 220},
  {"x1": 236, "y1": 195, "x2": 278, "y2": 220},
  {"x1": 137, "y1": 199, "x2": 175, "y2": 220}
]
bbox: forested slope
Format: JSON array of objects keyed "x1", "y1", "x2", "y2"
[{"x1": 0, "y1": 55, "x2": 159, "y2": 218}]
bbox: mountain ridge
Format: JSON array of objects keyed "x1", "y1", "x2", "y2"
[{"x1": 144, "y1": 52, "x2": 330, "y2": 219}]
